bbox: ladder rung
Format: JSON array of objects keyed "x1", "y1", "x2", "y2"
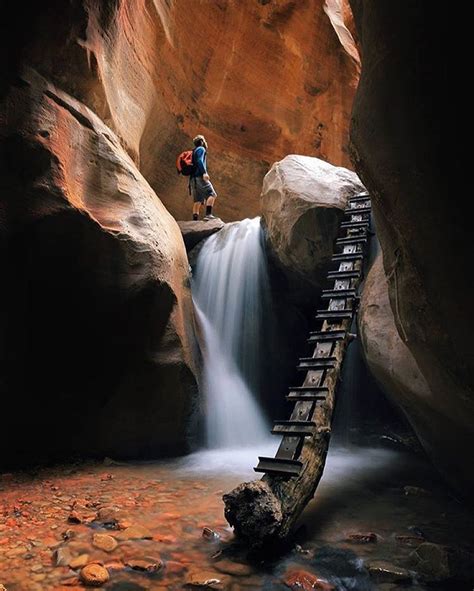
[
  {"x1": 286, "y1": 391, "x2": 327, "y2": 401},
  {"x1": 326, "y1": 270, "x2": 361, "y2": 280},
  {"x1": 315, "y1": 310, "x2": 353, "y2": 320},
  {"x1": 272, "y1": 421, "x2": 315, "y2": 437},
  {"x1": 254, "y1": 456, "x2": 302, "y2": 477},
  {"x1": 307, "y1": 329, "x2": 346, "y2": 342},
  {"x1": 340, "y1": 221, "x2": 371, "y2": 229},
  {"x1": 288, "y1": 386, "x2": 329, "y2": 393},
  {"x1": 336, "y1": 236, "x2": 368, "y2": 246},
  {"x1": 344, "y1": 206, "x2": 371, "y2": 215},
  {"x1": 332, "y1": 253, "x2": 364, "y2": 262},
  {"x1": 297, "y1": 357, "x2": 337, "y2": 370},
  {"x1": 348, "y1": 194, "x2": 370, "y2": 203},
  {"x1": 321, "y1": 289, "x2": 357, "y2": 299}
]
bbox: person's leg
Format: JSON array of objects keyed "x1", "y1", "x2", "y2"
[
  {"x1": 193, "y1": 201, "x2": 201, "y2": 220},
  {"x1": 204, "y1": 193, "x2": 217, "y2": 219}
]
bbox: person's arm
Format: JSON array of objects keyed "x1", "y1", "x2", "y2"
[{"x1": 194, "y1": 146, "x2": 208, "y2": 176}]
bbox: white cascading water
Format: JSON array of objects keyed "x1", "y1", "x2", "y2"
[{"x1": 193, "y1": 217, "x2": 272, "y2": 449}]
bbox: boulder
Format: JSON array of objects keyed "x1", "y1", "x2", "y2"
[
  {"x1": 0, "y1": 69, "x2": 200, "y2": 467},
  {"x1": 350, "y1": 1, "x2": 474, "y2": 492},
  {"x1": 261, "y1": 155, "x2": 365, "y2": 291},
  {"x1": 3, "y1": 0, "x2": 359, "y2": 221},
  {"x1": 359, "y1": 255, "x2": 434, "y2": 452},
  {"x1": 177, "y1": 220, "x2": 225, "y2": 251},
  {"x1": 358, "y1": 254, "x2": 474, "y2": 488}
]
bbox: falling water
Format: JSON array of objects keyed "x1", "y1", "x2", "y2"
[{"x1": 193, "y1": 218, "x2": 272, "y2": 449}]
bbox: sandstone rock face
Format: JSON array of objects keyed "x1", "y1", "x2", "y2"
[
  {"x1": 261, "y1": 155, "x2": 365, "y2": 290},
  {"x1": 350, "y1": 1, "x2": 474, "y2": 492},
  {"x1": 358, "y1": 255, "x2": 447, "y2": 465},
  {"x1": 0, "y1": 70, "x2": 200, "y2": 466},
  {"x1": 8, "y1": 0, "x2": 359, "y2": 222},
  {"x1": 177, "y1": 220, "x2": 225, "y2": 252}
]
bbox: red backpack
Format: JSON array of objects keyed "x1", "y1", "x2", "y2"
[{"x1": 176, "y1": 149, "x2": 196, "y2": 176}]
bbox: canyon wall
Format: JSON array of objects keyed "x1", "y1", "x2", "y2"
[
  {"x1": 6, "y1": 0, "x2": 359, "y2": 221},
  {"x1": 0, "y1": 69, "x2": 200, "y2": 466},
  {"x1": 350, "y1": 1, "x2": 474, "y2": 492}
]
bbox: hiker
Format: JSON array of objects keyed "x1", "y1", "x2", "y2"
[{"x1": 176, "y1": 135, "x2": 218, "y2": 221}]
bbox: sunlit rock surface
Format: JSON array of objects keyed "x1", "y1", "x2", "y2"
[
  {"x1": 0, "y1": 70, "x2": 200, "y2": 466},
  {"x1": 261, "y1": 155, "x2": 365, "y2": 292},
  {"x1": 350, "y1": 1, "x2": 474, "y2": 492},
  {"x1": 5, "y1": 0, "x2": 359, "y2": 221}
]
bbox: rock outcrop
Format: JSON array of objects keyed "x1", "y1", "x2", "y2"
[
  {"x1": 0, "y1": 70, "x2": 200, "y2": 466},
  {"x1": 261, "y1": 155, "x2": 365, "y2": 294},
  {"x1": 358, "y1": 255, "x2": 444, "y2": 461},
  {"x1": 177, "y1": 220, "x2": 225, "y2": 252},
  {"x1": 350, "y1": 1, "x2": 474, "y2": 492},
  {"x1": 4, "y1": 0, "x2": 359, "y2": 222}
]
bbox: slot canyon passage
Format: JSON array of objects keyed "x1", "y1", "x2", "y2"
[{"x1": 0, "y1": 0, "x2": 472, "y2": 590}]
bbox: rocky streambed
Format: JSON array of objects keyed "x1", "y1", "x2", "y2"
[{"x1": 0, "y1": 443, "x2": 473, "y2": 591}]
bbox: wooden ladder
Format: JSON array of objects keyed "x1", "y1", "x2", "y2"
[{"x1": 254, "y1": 192, "x2": 373, "y2": 478}]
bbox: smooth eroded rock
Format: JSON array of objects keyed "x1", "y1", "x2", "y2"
[
  {"x1": 262, "y1": 155, "x2": 365, "y2": 291},
  {"x1": 79, "y1": 564, "x2": 110, "y2": 587},
  {"x1": 92, "y1": 534, "x2": 117, "y2": 553},
  {"x1": 0, "y1": 69, "x2": 200, "y2": 467},
  {"x1": 358, "y1": 254, "x2": 472, "y2": 488},
  {"x1": 350, "y1": 0, "x2": 474, "y2": 493},
  {"x1": 2, "y1": 1, "x2": 359, "y2": 221}
]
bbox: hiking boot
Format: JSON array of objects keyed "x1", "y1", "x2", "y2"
[{"x1": 203, "y1": 214, "x2": 219, "y2": 221}]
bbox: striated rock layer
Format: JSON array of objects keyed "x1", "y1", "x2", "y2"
[
  {"x1": 5, "y1": 0, "x2": 359, "y2": 221},
  {"x1": 0, "y1": 70, "x2": 200, "y2": 466},
  {"x1": 350, "y1": 1, "x2": 474, "y2": 492}
]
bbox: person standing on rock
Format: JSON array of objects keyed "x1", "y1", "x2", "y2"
[{"x1": 189, "y1": 135, "x2": 218, "y2": 221}]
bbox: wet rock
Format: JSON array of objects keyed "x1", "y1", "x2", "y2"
[
  {"x1": 79, "y1": 564, "x2": 110, "y2": 587},
  {"x1": 185, "y1": 569, "x2": 225, "y2": 589},
  {"x1": 117, "y1": 525, "x2": 153, "y2": 540},
  {"x1": 408, "y1": 543, "x2": 452, "y2": 583},
  {"x1": 395, "y1": 535, "x2": 425, "y2": 547},
  {"x1": 54, "y1": 546, "x2": 73, "y2": 566},
  {"x1": 213, "y1": 559, "x2": 254, "y2": 576},
  {"x1": 346, "y1": 532, "x2": 378, "y2": 544},
  {"x1": 125, "y1": 558, "x2": 163, "y2": 573},
  {"x1": 367, "y1": 560, "x2": 411, "y2": 583},
  {"x1": 69, "y1": 554, "x2": 90, "y2": 569},
  {"x1": 92, "y1": 533, "x2": 118, "y2": 553},
  {"x1": 283, "y1": 569, "x2": 335, "y2": 591},
  {"x1": 67, "y1": 512, "x2": 83, "y2": 524},
  {"x1": 403, "y1": 486, "x2": 431, "y2": 497},
  {"x1": 95, "y1": 508, "x2": 130, "y2": 530},
  {"x1": 202, "y1": 527, "x2": 220, "y2": 542}
]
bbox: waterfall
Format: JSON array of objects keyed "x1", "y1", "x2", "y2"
[{"x1": 193, "y1": 217, "x2": 271, "y2": 449}]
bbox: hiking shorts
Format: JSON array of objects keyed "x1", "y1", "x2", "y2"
[{"x1": 191, "y1": 176, "x2": 217, "y2": 203}]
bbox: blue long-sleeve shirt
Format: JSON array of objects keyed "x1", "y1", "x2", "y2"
[{"x1": 192, "y1": 146, "x2": 208, "y2": 177}]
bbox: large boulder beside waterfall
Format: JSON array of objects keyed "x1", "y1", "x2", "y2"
[
  {"x1": 261, "y1": 155, "x2": 365, "y2": 291},
  {"x1": 0, "y1": 70, "x2": 200, "y2": 467},
  {"x1": 359, "y1": 254, "x2": 474, "y2": 491}
]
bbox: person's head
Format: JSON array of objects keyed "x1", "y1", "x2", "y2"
[{"x1": 193, "y1": 134, "x2": 208, "y2": 150}]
